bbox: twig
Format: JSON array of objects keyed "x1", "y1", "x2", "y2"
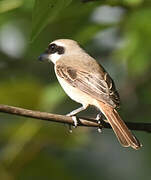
[{"x1": 0, "y1": 104, "x2": 151, "y2": 133}]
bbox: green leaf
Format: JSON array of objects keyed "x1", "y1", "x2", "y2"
[{"x1": 31, "y1": 0, "x2": 72, "y2": 42}]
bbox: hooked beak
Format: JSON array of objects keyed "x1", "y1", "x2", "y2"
[{"x1": 38, "y1": 53, "x2": 49, "y2": 61}]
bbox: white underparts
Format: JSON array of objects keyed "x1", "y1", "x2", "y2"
[{"x1": 56, "y1": 74, "x2": 96, "y2": 108}]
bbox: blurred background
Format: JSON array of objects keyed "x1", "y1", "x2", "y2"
[{"x1": 0, "y1": 0, "x2": 151, "y2": 179}]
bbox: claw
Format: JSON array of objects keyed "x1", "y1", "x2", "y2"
[
  {"x1": 98, "y1": 127, "x2": 102, "y2": 133},
  {"x1": 69, "y1": 125, "x2": 73, "y2": 133},
  {"x1": 97, "y1": 120, "x2": 101, "y2": 124},
  {"x1": 66, "y1": 114, "x2": 78, "y2": 132},
  {"x1": 96, "y1": 113, "x2": 102, "y2": 121},
  {"x1": 96, "y1": 113, "x2": 103, "y2": 133}
]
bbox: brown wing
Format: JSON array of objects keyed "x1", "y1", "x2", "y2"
[{"x1": 56, "y1": 64, "x2": 120, "y2": 108}]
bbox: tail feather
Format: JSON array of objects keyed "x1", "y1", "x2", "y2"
[
  {"x1": 97, "y1": 102, "x2": 141, "y2": 150},
  {"x1": 110, "y1": 122, "x2": 129, "y2": 147}
]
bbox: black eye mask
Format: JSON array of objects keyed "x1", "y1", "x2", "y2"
[{"x1": 46, "y1": 43, "x2": 65, "y2": 55}]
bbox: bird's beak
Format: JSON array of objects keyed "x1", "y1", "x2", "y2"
[{"x1": 38, "y1": 53, "x2": 49, "y2": 61}]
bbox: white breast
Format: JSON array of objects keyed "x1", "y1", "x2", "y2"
[{"x1": 55, "y1": 72, "x2": 95, "y2": 108}]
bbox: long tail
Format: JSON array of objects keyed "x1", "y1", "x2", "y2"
[{"x1": 97, "y1": 101, "x2": 142, "y2": 150}]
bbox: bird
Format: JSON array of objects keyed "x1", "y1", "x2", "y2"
[{"x1": 39, "y1": 39, "x2": 141, "y2": 150}]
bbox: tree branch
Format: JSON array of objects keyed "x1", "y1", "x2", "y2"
[{"x1": 0, "y1": 104, "x2": 151, "y2": 133}]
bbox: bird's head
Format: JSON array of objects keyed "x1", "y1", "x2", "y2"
[{"x1": 38, "y1": 39, "x2": 82, "y2": 64}]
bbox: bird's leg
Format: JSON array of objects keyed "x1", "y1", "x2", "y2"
[
  {"x1": 66, "y1": 105, "x2": 87, "y2": 131},
  {"x1": 66, "y1": 106, "x2": 86, "y2": 116}
]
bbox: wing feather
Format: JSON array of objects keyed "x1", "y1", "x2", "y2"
[{"x1": 56, "y1": 65, "x2": 120, "y2": 108}]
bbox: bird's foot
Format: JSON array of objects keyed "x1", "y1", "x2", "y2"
[
  {"x1": 71, "y1": 116, "x2": 78, "y2": 128},
  {"x1": 96, "y1": 112, "x2": 103, "y2": 133},
  {"x1": 66, "y1": 114, "x2": 78, "y2": 133}
]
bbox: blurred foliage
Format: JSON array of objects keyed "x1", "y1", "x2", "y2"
[
  {"x1": 31, "y1": 0, "x2": 72, "y2": 41},
  {"x1": 0, "y1": 0, "x2": 151, "y2": 180}
]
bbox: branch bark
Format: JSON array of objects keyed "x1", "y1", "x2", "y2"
[{"x1": 0, "y1": 104, "x2": 151, "y2": 133}]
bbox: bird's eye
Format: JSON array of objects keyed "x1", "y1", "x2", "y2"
[
  {"x1": 46, "y1": 43, "x2": 65, "y2": 55},
  {"x1": 49, "y1": 44, "x2": 56, "y2": 50},
  {"x1": 47, "y1": 43, "x2": 57, "y2": 54}
]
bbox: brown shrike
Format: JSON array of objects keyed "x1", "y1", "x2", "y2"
[{"x1": 39, "y1": 39, "x2": 141, "y2": 150}]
